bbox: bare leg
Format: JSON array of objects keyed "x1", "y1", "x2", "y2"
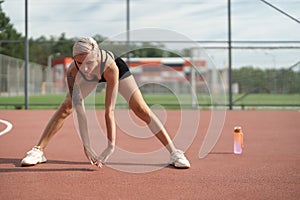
[
  {"x1": 118, "y1": 76, "x2": 176, "y2": 153},
  {"x1": 37, "y1": 80, "x2": 98, "y2": 151},
  {"x1": 37, "y1": 94, "x2": 73, "y2": 150}
]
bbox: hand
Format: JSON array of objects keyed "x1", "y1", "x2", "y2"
[
  {"x1": 84, "y1": 146, "x2": 103, "y2": 168},
  {"x1": 98, "y1": 145, "x2": 115, "y2": 163}
]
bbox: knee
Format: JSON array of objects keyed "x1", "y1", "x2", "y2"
[
  {"x1": 60, "y1": 99, "x2": 73, "y2": 118},
  {"x1": 133, "y1": 104, "x2": 151, "y2": 124}
]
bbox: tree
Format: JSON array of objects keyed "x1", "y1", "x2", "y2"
[
  {"x1": 51, "y1": 33, "x2": 73, "y2": 57},
  {"x1": 0, "y1": 1, "x2": 24, "y2": 59},
  {"x1": 29, "y1": 33, "x2": 74, "y2": 66},
  {"x1": 29, "y1": 36, "x2": 53, "y2": 66},
  {"x1": 233, "y1": 66, "x2": 300, "y2": 94}
]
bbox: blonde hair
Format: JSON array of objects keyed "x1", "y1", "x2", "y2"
[{"x1": 72, "y1": 37, "x2": 99, "y2": 56}]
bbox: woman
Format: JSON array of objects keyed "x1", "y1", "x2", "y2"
[{"x1": 21, "y1": 37, "x2": 190, "y2": 169}]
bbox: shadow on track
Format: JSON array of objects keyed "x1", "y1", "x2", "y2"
[{"x1": 0, "y1": 158, "x2": 95, "y2": 173}]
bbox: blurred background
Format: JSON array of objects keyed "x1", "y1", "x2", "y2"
[{"x1": 0, "y1": 0, "x2": 299, "y2": 109}]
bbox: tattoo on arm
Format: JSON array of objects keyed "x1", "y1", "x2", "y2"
[
  {"x1": 67, "y1": 73, "x2": 82, "y2": 105},
  {"x1": 72, "y1": 84, "x2": 83, "y2": 105},
  {"x1": 67, "y1": 74, "x2": 75, "y2": 97}
]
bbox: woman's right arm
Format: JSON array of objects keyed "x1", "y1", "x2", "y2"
[
  {"x1": 67, "y1": 69, "x2": 89, "y2": 145},
  {"x1": 67, "y1": 68, "x2": 101, "y2": 167}
]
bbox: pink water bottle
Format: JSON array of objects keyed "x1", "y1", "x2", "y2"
[{"x1": 234, "y1": 126, "x2": 244, "y2": 154}]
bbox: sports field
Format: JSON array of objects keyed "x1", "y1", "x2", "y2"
[
  {"x1": 0, "y1": 110, "x2": 299, "y2": 199},
  {"x1": 0, "y1": 93, "x2": 299, "y2": 109}
]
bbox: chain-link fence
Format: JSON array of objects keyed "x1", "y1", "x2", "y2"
[
  {"x1": 0, "y1": 54, "x2": 52, "y2": 96},
  {"x1": 0, "y1": 45, "x2": 299, "y2": 110}
]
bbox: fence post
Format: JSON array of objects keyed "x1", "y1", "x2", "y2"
[
  {"x1": 24, "y1": 0, "x2": 29, "y2": 109},
  {"x1": 228, "y1": 0, "x2": 233, "y2": 110}
]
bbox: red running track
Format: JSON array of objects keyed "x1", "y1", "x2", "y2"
[{"x1": 0, "y1": 110, "x2": 299, "y2": 199}]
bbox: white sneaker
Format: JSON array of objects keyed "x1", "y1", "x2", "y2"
[
  {"x1": 169, "y1": 149, "x2": 191, "y2": 169},
  {"x1": 21, "y1": 146, "x2": 47, "y2": 166}
]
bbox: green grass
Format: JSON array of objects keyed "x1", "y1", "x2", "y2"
[
  {"x1": 232, "y1": 94, "x2": 300, "y2": 105},
  {"x1": 0, "y1": 94, "x2": 66, "y2": 109},
  {"x1": 0, "y1": 93, "x2": 299, "y2": 110}
]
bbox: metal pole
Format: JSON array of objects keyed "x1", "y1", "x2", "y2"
[
  {"x1": 24, "y1": 0, "x2": 29, "y2": 109},
  {"x1": 190, "y1": 48, "x2": 198, "y2": 108},
  {"x1": 228, "y1": 0, "x2": 233, "y2": 110},
  {"x1": 126, "y1": 0, "x2": 130, "y2": 64}
]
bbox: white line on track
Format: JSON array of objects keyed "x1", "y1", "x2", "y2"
[{"x1": 0, "y1": 119, "x2": 13, "y2": 136}]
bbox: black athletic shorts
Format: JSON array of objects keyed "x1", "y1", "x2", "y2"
[{"x1": 99, "y1": 57, "x2": 131, "y2": 83}]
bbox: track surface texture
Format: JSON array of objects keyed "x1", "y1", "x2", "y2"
[{"x1": 0, "y1": 110, "x2": 299, "y2": 200}]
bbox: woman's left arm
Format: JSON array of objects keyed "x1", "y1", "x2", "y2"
[{"x1": 101, "y1": 62, "x2": 119, "y2": 162}]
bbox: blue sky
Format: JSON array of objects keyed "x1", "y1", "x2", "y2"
[{"x1": 2, "y1": 0, "x2": 300, "y2": 68}]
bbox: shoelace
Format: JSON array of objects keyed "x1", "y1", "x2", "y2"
[
  {"x1": 172, "y1": 150, "x2": 185, "y2": 160},
  {"x1": 27, "y1": 148, "x2": 42, "y2": 156}
]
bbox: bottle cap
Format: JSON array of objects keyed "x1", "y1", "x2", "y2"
[{"x1": 234, "y1": 126, "x2": 242, "y2": 132}]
